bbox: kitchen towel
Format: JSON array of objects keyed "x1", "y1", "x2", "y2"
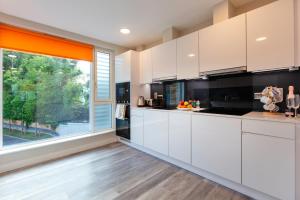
[{"x1": 115, "y1": 104, "x2": 126, "y2": 120}]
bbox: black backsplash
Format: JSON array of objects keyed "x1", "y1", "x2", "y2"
[{"x1": 150, "y1": 70, "x2": 300, "y2": 112}]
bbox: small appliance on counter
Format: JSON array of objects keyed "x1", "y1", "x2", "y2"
[
  {"x1": 137, "y1": 96, "x2": 145, "y2": 107},
  {"x1": 145, "y1": 99, "x2": 153, "y2": 107},
  {"x1": 152, "y1": 92, "x2": 165, "y2": 109}
]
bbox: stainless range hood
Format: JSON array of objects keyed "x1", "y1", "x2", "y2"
[
  {"x1": 199, "y1": 66, "x2": 247, "y2": 78},
  {"x1": 152, "y1": 76, "x2": 177, "y2": 83}
]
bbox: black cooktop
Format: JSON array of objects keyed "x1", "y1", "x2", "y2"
[{"x1": 194, "y1": 108, "x2": 251, "y2": 116}]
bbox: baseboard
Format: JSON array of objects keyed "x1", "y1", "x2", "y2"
[
  {"x1": 0, "y1": 132, "x2": 117, "y2": 174},
  {"x1": 120, "y1": 139, "x2": 277, "y2": 200}
]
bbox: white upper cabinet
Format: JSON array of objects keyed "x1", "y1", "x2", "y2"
[
  {"x1": 177, "y1": 31, "x2": 199, "y2": 80},
  {"x1": 296, "y1": 0, "x2": 300, "y2": 67},
  {"x1": 139, "y1": 49, "x2": 153, "y2": 84},
  {"x1": 115, "y1": 51, "x2": 131, "y2": 83},
  {"x1": 169, "y1": 112, "x2": 191, "y2": 164},
  {"x1": 152, "y1": 40, "x2": 177, "y2": 80},
  {"x1": 247, "y1": 0, "x2": 294, "y2": 72},
  {"x1": 192, "y1": 115, "x2": 242, "y2": 183},
  {"x1": 198, "y1": 14, "x2": 246, "y2": 73}
]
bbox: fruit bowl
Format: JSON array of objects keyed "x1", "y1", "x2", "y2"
[{"x1": 177, "y1": 107, "x2": 192, "y2": 111}]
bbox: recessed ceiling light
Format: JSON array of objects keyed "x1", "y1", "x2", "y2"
[
  {"x1": 120, "y1": 28, "x2": 130, "y2": 34},
  {"x1": 188, "y1": 54, "x2": 195, "y2": 57},
  {"x1": 256, "y1": 37, "x2": 267, "y2": 42}
]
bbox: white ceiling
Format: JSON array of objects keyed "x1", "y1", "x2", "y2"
[{"x1": 0, "y1": 0, "x2": 254, "y2": 48}]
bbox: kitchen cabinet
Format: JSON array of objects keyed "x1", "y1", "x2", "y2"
[
  {"x1": 130, "y1": 109, "x2": 144, "y2": 146},
  {"x1": 296, "y1": 0, "x2": 300, "y2": 67},
  {"x1": 143, "y1": 110, "x2": 169, "y2": 155},
  {"x1": 247, "y1": 0, "x2": 294, "y2": 72},
  {"x1": 169, "y1": 112, "x2": 191, "y2": 164},
  {"x1": 198, "y1": 14, "x2": 246, "y2": 73},
  {"x1": 242, "y1": 132, "x2": 295, "y2": 200},
  {"x1": 177, "y1": 31, "x2": 199, "y2": 80},
  {"x1": 297, "y1": 125, "x2": 300, "y2": 200},
  {"x1": 115, "y1": 50, "x2": 140, "y2": 105},
  {"x1": 192, "y1": 115, "x2": 241, "y2": 183},
  {"x1": 115, "y1": 51, "x2": 131, "y2": 83},
  {"x1": 152, "y1": 40, "x2": 177, "y2": 81},
  {"x1": 139, "y1": 49, "x2": 152, "y2": 84}
]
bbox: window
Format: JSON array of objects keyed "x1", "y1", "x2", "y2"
[
  {"x1": 0, "y1": 25, "x2": 115, "y2": 150},
  {"x1": 94, "y1": 50, "x2": 114, "y2": 131},
  {"x1": 1, "y1": 49, "x2": 92, "y2": 147}
]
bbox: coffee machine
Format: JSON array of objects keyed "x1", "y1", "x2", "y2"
[{"x1": 152, "y1": 92, "x2": 164, "y2": 109}]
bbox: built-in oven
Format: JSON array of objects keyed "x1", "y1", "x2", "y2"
[{"x1": 116, "y1": 82, "x2": 130, "y2": 140}]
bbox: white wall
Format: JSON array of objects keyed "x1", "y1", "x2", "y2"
[{"x1": 0, "y1": 12, "x2": 129, "y2": 55}]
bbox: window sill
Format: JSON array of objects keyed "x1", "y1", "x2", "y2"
[{"x1": 0, "y1": 129, "x2": 115, "y2": 155}]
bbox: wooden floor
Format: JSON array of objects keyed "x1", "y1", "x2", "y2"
[{"x1": 0, "y1": 143, "x2": 252, "y2": 200}]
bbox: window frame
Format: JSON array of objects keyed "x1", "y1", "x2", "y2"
[
  {"x1": 0, "y1": 47, "x2": 115, "y2": 150},
  {"x1": 93, "y1": 48, "x2": 115, "y2": 131},
  {"x1": 0, "y1": 48, "x2": 3, "y2": 149}
]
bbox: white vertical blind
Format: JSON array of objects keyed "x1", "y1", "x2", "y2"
[
  {"x1": 94, "y1": 50, "x2": 113, "y2": 132},
  {"x1": 96, "y1": 52, "x2": 110, "y2": 100},
  {"x1": 94, "y1": 104, "x2": 112, "y2": 131}
]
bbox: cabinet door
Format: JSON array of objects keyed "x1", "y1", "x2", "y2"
[
  {"x1": 115, "y1": 51, "x2": 131, "y2": 83},
  {"x1": 192, "y1": 115, "x2": 241, "y2": 183},
  {"x1": 140, "y1": 49, "x2": 152, "y2": 84},
  {"x1": 247, "y1": 0, "x2": 294, "y2": 72},
  {"x1": 152, "y1": 40, "x2": 177, "y2": 80},
  {"x1": 177, "y1": 32, "x2": 199, "y2": 80},
  {"x1": 143, "y1": 110, "x2": 169, "y2": 155},
  {"x1": 296, "y1": 0, "x2": 300, "y2": 67},
  {"x1": 169, "y1": 112, "x2": 191, "y2": 164},
  {"x1": 131, "y1": 110, "x2": 144, "y2": 146},
  {"x1": 242, "y1": 133, "x2": 295, "y2": 200},
  {"x1": 199, "y1": 14, "x2": 246, "y2": 73}
]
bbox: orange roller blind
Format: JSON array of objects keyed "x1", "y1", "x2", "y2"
[{"x1": 0, "y1": 23, "x2": 94, "y2": 62}]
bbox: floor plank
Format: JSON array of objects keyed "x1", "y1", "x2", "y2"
[{"x1": 0, "y1": 142, "x2": 253, "y2": 200}]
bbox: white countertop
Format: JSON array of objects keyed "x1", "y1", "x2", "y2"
[{"x1": 131, "y1": 107, "x2": 300, "y2": 124}]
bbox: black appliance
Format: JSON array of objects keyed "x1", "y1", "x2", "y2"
[
  {"x1": 116, "y1": 82, "x2": 130, "y2": 140},
  {"x1": 152, "y1": 92, "x2": 165, "y2": 109},
  {"x1": 194, "y1": 108, "x2": 251, "y2": 116},
  {"x1": 151, "y1": 81, "x2": 185, "y2": 109}
]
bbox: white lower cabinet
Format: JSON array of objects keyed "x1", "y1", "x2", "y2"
[
  {"x1": 192, "y1": 115, "x2": 242, "y2": 183},
  {"x1": 143, "y1": 110, "x2": 169, "y2": 155},
  {"x1": 169, "y1": 112, "x2": 191, "y2": 164},
  {"x1": 242, "y1": 133, "x2": 295, "y2": 200},
  {"x1": 130, "y1": 109, "x2": 144, "y2": 146}
]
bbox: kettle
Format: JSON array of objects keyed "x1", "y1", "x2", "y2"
[{"x1": 137, "y1": 96, "x2": 145, "y2": 107}]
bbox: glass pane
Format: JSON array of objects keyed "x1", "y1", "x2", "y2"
[
  {"x1": 165, "y1": 82, "x2": 185, "y2": 108},
  {"x1": 94, "y1": 104, "x2": 112, "y2": 131},
  {"x1": 2, "y1": 50, "x2": 91, "y2": 147},
  {"x1": 96, "y1": 52, "x2": 110, "y2": 100}
]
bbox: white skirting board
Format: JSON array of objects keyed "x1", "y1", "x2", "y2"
[
  {"x1": 0, "y1": 132, "x2": 117, "y2": 174},
  {"x1": 119, "y1": 138, "x2": 277, "y2": 200}
]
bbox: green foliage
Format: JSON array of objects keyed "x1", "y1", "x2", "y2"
[{"x1": 2, "y1": 50, "x2": 90, "y2": 131}]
